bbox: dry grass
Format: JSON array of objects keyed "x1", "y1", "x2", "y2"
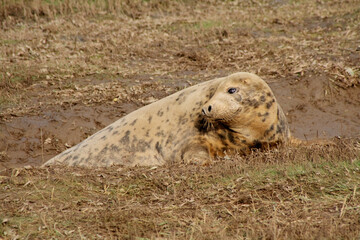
[
  {"x1": 1, "y1": 139, "x2": 360, "y2": 239},
  {"x1": 1, "y1": 0, "x2": 359, "y2": 113},
  {"x1": 1, "y1": 0, "x2": 360, "y2": 239}
]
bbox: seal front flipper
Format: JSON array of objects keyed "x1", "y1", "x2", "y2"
[
  {"x1": 180, "y1": 140, "x2": 212, "y2": 165},
  {"x1": 289, "y1": 136, "x2": 335, "y2": 147}
]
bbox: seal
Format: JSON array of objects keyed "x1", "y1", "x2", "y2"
[{"x1": 43, "y1": 72, "x2": 293, "y2": 167}]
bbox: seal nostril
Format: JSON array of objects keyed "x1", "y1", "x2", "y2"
[
  {"x1": 208, "y1": 105, "x2": 212, "y2": 112},
  {"x1": 202, "y1": 108, "x2": 206, "y2": 115}
]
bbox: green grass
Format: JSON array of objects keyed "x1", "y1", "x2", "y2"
[
  {"x1": 1, "y1": 152, "x2": 360, "y2": 239},
  {"x1": 0, "y1": 39, "x2": 22, "y2": 46}
]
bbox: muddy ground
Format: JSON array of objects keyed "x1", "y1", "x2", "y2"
[
  {"x1": 1, "y1": 71, "x2": 359, "y2": 170},
  {"x1": 0, "y1": 0, "x2": 360, "y2": 238},
  {"x1": 1, "y1": 0, "x2": 359, "y2": 170}
]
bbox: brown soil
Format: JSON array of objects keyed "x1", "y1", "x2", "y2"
[
  {"x1": 1, "y1": 70, "x2": 359, "y2": 170},
  {"x1": 1, "y1": 73, "x2": 359, "y2": 170}
]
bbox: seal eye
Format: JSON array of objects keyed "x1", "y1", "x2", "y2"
[{"x1": 227, "y1": 88, "x2": 237, "y2": 94}]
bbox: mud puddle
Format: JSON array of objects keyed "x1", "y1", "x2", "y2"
[{"x1": 271, "y1": 73, "x2": 360, "y2": 139}]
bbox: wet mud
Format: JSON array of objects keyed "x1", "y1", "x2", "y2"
[{"x1": 1, "y1": 73, "x2": 359, "y2": 170}]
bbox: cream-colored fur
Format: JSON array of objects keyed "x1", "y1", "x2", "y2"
[{"x1": 43, "y1": 72, "x2": 292, "y2": 167}]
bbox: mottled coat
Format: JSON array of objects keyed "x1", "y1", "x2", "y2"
[{"x1": 43, "y1": 72, "x2": 291, "y2": 167}]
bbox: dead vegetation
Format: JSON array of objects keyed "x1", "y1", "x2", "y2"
[
  {"x1": 1, "y1": 139, "x2": 360, "y2": 239},
  {"x1": 0, "y1": 0, "x2": 360, "y2": 239},
  {"x1": 1, "y1": 0, "x2": 359, "y2": 115}
]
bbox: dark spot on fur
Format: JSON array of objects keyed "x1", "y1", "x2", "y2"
[
  {"x1": 145, "y1": 130, "x2": 150, "y2": 137},
  {"x1": 175, "y1": 92, "x2": 187, "y2": 105},
  {"x1": 217, "y1": 131, "x2": 226, "y2": 141},
  {"x1": 101, "y1": 135, "x2": 107, "y2": 140},
  {"x1": 120, "y1": 130, "x2": 131, "y2": 144},
  {"x1": 251, "y1": 140, "x2": 262, "y2": 149},
  {"x1": 217, "y1": 131, "x2": 228, "y2": 147},
  {"x1": 165, "y1": 134, "x2": 174, "y2": 146},
  {"x1": 178, "y1": 113, "x2": 188, "y2": 125},
  {"x1": 195, "y1": 115, "x2": 210, "y2": 133},
  {"x1": 157, "y1": 126, "x2": 161, "y2": 130},
  {"x1": 155, "y1": 141, "x2": 163, "y2": 155},
  {"x1": 167, "y1": 106, "x2": 169, "y2": 112},
  {"x1": 130, "y1": 119, "x2": 137, "y2": 126},
  {"x1": 64, "y1": 155, "x2": 72, "y2": 162},
  {"x1": 73, "y1": 155, "x2": 79, "y2": 160},
  {"x1": 110, "y1": 144, "x2": 121, "y2": 153},
  {"x1": 275, "y1": 108, "x2": 289, "y2": 136},
  {"x1": 264, "y1": 124, "x2": 274, "y2": 136},
  {"x1": 148, "y1": 116, "x2": 152, "y2": 124},
  {"x1": 227, "y1": 131, "x2": 236, "y2": 144},
  {"x1": 84, "y1": 152, "x2": 93, "y2": 164},
  {"x1": 106, "y1": 126, "x2": 114, "y2": 132},
  {"x1": 195, "y1": 101, "x2": 204, "y2": 106},
  {"x1": 136, "y1": 140, "x2": 150, "y2": 152},
  {"x1": 99, "y1": 144, "x2": 109, "y2": 155},
  {"x1": 266, "y1": 99, "x2": 275, "y2": 109},
  {"x1": 258, "y1": 112, "x2": 270, "y2": 122},
  {"x1": 244, "y1": 99, "x2": 260, "y2": 108},
  {"x1": 112, "y1": 130, "x2": 119, "y2": 135},
  {"x1": 276, "y1": 122, "x2": 285, "y2": 134},
  {"x1": 157, "y1": 110, "x2": 164, "y2": 117},
  {"x1": 260, "y1": 95, "x2": 266, "y2": 102},
  {"x1": 267, "y1": 92, "x2": 272, "y2": 97},
  {"x1": 269, "y1": 134, "x2": 276, "y2": 141},
  {"x1": 155, "y1": 130, "x2": 165, "y2": 137}
]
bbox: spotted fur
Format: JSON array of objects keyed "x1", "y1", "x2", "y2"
[{"x1": 43, "y1": 72, "x2": 292, "y2": 167}]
